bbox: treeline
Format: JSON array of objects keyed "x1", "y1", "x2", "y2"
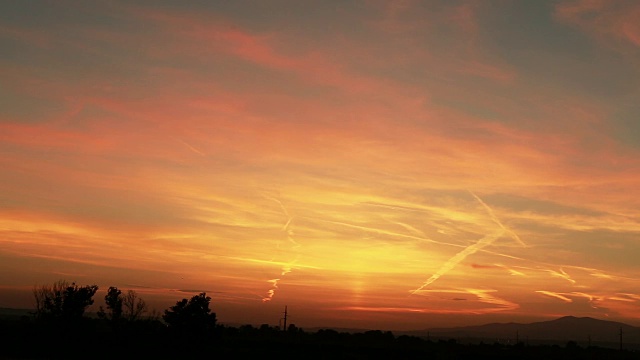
[
  {"x1": 1, "y1": 280, "x2": 218, "y2": 358},
  {"x1": 29, "y1": 280, "x2": 215, "y2": 333},
  {"x1": 1, "y1": 280, "x2": 639, "y2": 359}
]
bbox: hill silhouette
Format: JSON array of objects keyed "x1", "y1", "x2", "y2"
[{"x1": 403, "y1": 316, "x2": 640, "y2": 348}]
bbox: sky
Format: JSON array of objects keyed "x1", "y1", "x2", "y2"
[{"x1": 1, "y1": 0, "x2": 639, "y2": 330}]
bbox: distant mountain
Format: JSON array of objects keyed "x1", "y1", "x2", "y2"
[
  {"x1": 0, "y1": 307, "x2": 32, "y2": 319},
  {"x1": 402, "y1": 316, "x2": 640, "y2": 346},
  {"x1": 303, "y1": 326, "x2": 375, "y2": 334}
]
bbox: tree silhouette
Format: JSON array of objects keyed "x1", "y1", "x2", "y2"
[
  {"x1": 163, "y1": 292, "x2": 216, "y2": 335},
  {"x1": 98, "y1": 286, "x2": 123, "y2": 323},
  {"x1": 33, "y1": 280, "x2": 98, "y2": 322},
  {"x1": 122, "y1": 289, "x2": 147, "y2": 321},
  {"x1": 99, "y1": 287, "x2": 148, "y2": 325}
]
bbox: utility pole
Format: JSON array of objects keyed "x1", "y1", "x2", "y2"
[
  {"x1": 282, "y1": 305, "x2": 288, "y2": 331},
  {"x1": 620, "y1": 327, "x2": 622, "y2": 351}
]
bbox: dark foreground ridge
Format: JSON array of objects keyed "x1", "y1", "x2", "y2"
[
  {"x1": 3, "y1": 280, "x2": 640, "y2": 359},
  {"x1": 2, "y1": 315, "x2": 640, "y2": 359}
]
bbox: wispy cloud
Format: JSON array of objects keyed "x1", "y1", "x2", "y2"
[
  {"x1": 545, "y1": 268, "x2": 577, "y2": 285},
  {"x1": 400, "y1": 288, "x2": 518, "y2": 314},
  {"x1": 536, "y1": 290, "x2": 573, "y2": 303}
]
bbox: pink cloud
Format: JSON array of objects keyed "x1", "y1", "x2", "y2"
[
  {"x1": 126, "y1": 7, "x2": 391, "y2": 97},
  {"x1": 555, "y1": 0, "x2": 640, "y2": 48}
]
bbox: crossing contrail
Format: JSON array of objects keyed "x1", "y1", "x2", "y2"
[
  {"x1": 411, "y1": 192, "x2": 525, "y2": 294},
  {"x1": 468, "y1": 191, "x2": 526, "y2": 247},
  {"x1": 410, "y1": 230, "x2": 505, "y2": 294}
]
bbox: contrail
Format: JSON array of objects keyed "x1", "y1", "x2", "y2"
[
  {"x1": 261, "y1": 196, "x2": 300, "y2": 302},
  {"x1": 411, "y1": 192, "x2": 525, "y2": 294},
  {"x1": 262, "y1": 278, "x2": 279, "y2": 303},
  {"x1": 265, "y1": 196, "x2": 300, "y2": 248},
  {"x1": 468, "y1": 191, "x2": 526, "y2": 247},
  {"x1": 310, "y1": 217, "x2": 462, "y2": 249},
  {"x1": 306, "y1": 216, "x2": 523, "y2": 261},
  {"x1": 177, "y1": 138, "x2": 206, "y2": 156},
  {"x1": 410, "y1": 230, "x2": 505, "y2": 294},
  {"x1": 264, "y1": 195, "x2": 290, "y2": 218}
]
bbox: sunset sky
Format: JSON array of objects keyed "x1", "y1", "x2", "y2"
[{"x1": 1, "y1": 0, "x2": 639, "y2": 330}]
